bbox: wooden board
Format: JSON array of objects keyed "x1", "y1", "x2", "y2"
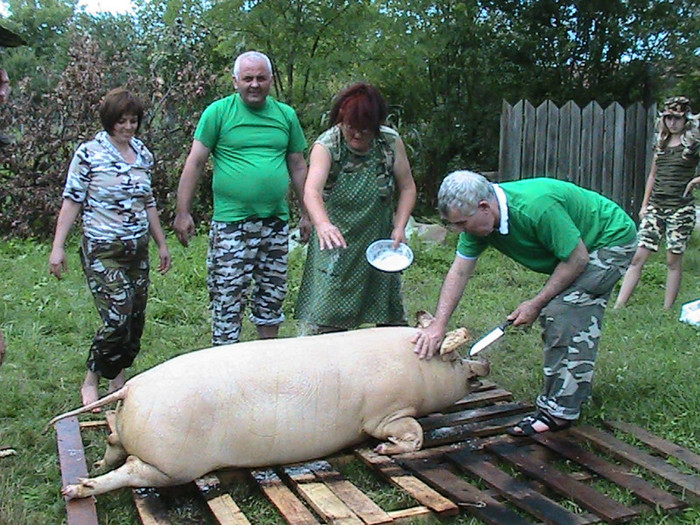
[
  {"x1": 55, "y1": 417, "x2": 99, "y2": 525},
  {"x1": 486, "y1": 440, "x2": 640, "y2": 523}
]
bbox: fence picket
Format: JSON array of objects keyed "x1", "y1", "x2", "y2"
[{"x1": 499, "y1": 99, "x2": 657, "y2": 215}]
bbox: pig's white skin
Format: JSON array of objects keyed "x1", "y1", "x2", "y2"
[{"x1": 50, "y1": 327, "x2": 488, "y2": 498}]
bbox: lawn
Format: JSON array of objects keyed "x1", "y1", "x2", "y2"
[{"x1": 2, "y1": 229, "x2": 700, "y2": 524}]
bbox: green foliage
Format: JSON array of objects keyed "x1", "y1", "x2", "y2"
[{"x1": 0, "y1": 0, "x2": 698, "y2": 238}]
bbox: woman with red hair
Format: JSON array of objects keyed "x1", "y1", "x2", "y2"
[{"x1": 295, "y1": 83, "x2": 416, "y2": 333}]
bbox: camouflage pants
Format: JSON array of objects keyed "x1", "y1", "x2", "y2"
[
  {"x1": 80, "y1": 235, "x2": 150, "y2": 380},
  {"x1": 638, "y1": 203, "x2": 696, "y2": 254},
  {"x1": 206, "y1": 218, "x2": 288, "y2": 346},
  {"x1": 536, "y1": 241, "x2": 636, "y2": 421}
]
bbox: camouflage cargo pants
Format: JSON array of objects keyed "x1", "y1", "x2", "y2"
[
  {"x1": 80, "y1": 235, "x2": 150, "y2": 380},
  {"x1": 536, "y1": 241, "x2": 636, "y2": 421},
  {"x1": 206, "y1": 218, "x2": 288, "y2": 346}
]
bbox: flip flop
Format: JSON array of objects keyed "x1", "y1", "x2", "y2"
[{"x1": 507, "y1": 411, "x2": 571, "y2": 436}]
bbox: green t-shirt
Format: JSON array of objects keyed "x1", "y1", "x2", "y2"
[
  {"x1": 194, "y1": 94, "x2": 307, "y2": 222},
  {"x1": 457, "y1": 178, "x2": 636, "y2": 274}
]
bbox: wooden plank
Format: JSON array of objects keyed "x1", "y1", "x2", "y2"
[
  {"x1": 534, "y1": 100, "x2": 549, "y2": 176},
  {"x1": 610, "y1": 103, "x2": 626, "y2": 206},
  {"x1": 283, "y1": 464, "x2": 363, "y2": 525},
  {"x1": 450, "y1": 388, "x2": 514, "y2": 410},
  {"x1": 401, "y1": 458, "x2": 532, "y2": 525},
  {"x1": 522, "y1": 100, "x2": 536, "y2": 179},
  {"x1": 448, "y1": 449, "x2": 593, "y2": 525},
  {"x1": 532, "y1": 432, "x2": 686, "y2": 511},
  {"x1": 132, "y1": 488, "x2": 174, "y2": 525},
  {"x1": 568, "y1": 101, "x2": 582, "y2": 186},
  {"x1": 558, "y1": 101, "x2": 574, "y2": 182},
  {"x1": 602, "y1": 103, "x2": 616, "y2": 197},
  {"x1": 487, "y1": 441, "x2": 640, "y2": 524},
  {"x1": 580, "y1": 102, "x2": 594, "y2": 190},
  {"x1": 195, "y1": 474, "x2": 252, "y2": 525},
  {"x1": 500, "y1": 99, "x2": 520, "y2": 181},
  {"x1": 55, "y1": 417, "x2": 99, "y2": 525},
  {"x1": 386, "y1": 505, "x2": 431, "y2": 522},
  {"x1": 306, "y1": 460, "x2": 393, "y2": 525},
  {"x1": 545, "y1": 100, "x2": 560, "y2": 177},
  {"x1": 419, "y1": 401, "x2": 532, "y2": 431},
  {"x1": 572, "y1": 425, "x2": 700, "y2": 500},
  {"x1": 423, "y1": 412, "x2": 530, "y2": 447},
  {"x1": 604, "y1": 420, "x2": 700, "y2": 472},
  {"x1": 79, "y1": 420, "x2": 108, "y2": 430},
  {"x1": 251, "y1": 469, "x2": 320, "y2": 525},
  {"x1": 354, "y1": 448, "x2": 458, "y2": 516},
  {"x1": 590, "y1": 101, "x2": 604, "y2": 193}
]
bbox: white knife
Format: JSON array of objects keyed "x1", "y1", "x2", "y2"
[{"x1": 469, "y1": 320, "x2": 513, "y2": 356}]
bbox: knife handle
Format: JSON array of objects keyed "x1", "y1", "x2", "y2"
[{"x1": 500, "y1": 319, "x2": 514, "y2": 329}]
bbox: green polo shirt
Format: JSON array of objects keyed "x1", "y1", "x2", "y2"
[
  {"x1": 195, "y1": 93, "x2": 307, "y2": 222},
  {"x1": 457, "y1": 178, "x2": 636, "y2": 274}
]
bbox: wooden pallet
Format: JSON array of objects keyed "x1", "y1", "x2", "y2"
[{"x1": 55, "y1": 381, "x2": 700, "y2": 524}]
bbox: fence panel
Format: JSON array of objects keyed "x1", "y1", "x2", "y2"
[{"x1": 499, "y1": 99, "x2": 657, "y2": 216}]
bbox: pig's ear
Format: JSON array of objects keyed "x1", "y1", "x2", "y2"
[
  {"x1": 439, "y1": 327, "x2": 470, "y2": 355},
  {"x1": 415, "y1": 310, "x2": 435, "y2": 328}
]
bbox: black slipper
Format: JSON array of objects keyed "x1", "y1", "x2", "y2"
[{"x1": 507, "y1": 411, "x2": 571, "y2": 436}]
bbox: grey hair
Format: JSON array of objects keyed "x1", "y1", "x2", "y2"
[
  {"x1": 233, "y1": 51, "x2": 273, "y2": 80},
  {"x1": 437, "y1": 170, "x2": 496, "y2": 218}
]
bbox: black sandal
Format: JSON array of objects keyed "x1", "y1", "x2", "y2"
[{"x1": 507, "y1": 411, "x2": 571, "y2": 436}]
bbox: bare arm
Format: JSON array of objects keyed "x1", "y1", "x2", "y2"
[
  {"x1": 49, "y1": 199, "x2": 82, "y2": 279},
  {"x1": 509, "y1": 240, "x2": 589, "y2": 326},
  {"x1": 304, "y1": 144, "x2": 347, "y2": 250},
  {"x1": 390, "y1": 137, "x2": 417, "y2": 247},
  {"x1": 0, "y1": 68, "x2": 10, "y2": 104},
  {"x1": 146, "y1": 207, "x2": 171, "y2": 275},
  {"x1": 173, "y1": 139, "x2": 210, "y2": 247},
  {"x1": 412, "y1": 255, "x2": 478, "y2": 359},
  {"x1": 639, "y1": 156, "x2": 657, "y2": 218},
  {"x1": 286, "y1": 151, "x2": 311, "y2": 242}
]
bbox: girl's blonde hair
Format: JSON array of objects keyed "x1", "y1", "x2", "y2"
[{"x1": 655, "y1": 96, "x2": 700, "y2": 158}]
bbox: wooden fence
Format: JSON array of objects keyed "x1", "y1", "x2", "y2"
[{"x1": 498, "y1": 99, "x2": 658, "y2": 216}]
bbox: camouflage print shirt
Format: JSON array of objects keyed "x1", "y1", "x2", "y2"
[{"x1": 62, "y1": 131, "x2": 156, "y2": 241}]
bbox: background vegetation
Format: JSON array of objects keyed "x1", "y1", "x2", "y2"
[
  {"x1": 2, "y1": 234, "x2": 700, "y2": 523},
  {"x1": 0, "y1": 0, "x2": 699, "y2": 236}
]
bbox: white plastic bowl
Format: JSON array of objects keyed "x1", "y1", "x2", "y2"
[{"x1": 366, "y1": 239, "x2": 414, "y2": 272}]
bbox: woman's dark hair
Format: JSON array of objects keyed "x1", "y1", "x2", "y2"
[
  {"x1": 329, "y1": 82, "x2": 388, "y2": 135},
  {"x1": 99, "y1": 88, "x2": 145, "y2": 134}
]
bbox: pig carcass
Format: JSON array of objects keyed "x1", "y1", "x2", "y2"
[{"x1": 49, "y1": 326, "x2": 489, "y2": 499}]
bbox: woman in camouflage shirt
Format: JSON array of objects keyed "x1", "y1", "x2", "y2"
[{"x1": 49, "y1": 88, "x2": 171, "y2": 408}]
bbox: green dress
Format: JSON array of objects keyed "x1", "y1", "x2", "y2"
[{"x1": 295, "y1": 125, "x2": 407, "y2": 330}]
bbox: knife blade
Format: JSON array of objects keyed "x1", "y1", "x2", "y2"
[{"x1": 469, "y1": 320, "x2": 513, "y2": 356}]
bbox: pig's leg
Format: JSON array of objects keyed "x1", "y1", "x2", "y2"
[
  {"x1": 63, "y1": 455, "x2": 176, "y2": 499},
  {"x1": 93, "y1": 432, "x2": 127, "y2": 470},
  {"x1": 371, "y1": 416, "x2": 423, "y2": 455}
]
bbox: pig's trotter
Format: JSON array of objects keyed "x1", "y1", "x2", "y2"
[
  {"x1": 63, "y1": 455, "x2": 177, "y2": 499},
  {"x1": 373, "y1": 417, "x2": 423, "y2": 455}
]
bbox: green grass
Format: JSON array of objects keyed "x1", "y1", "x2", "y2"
[{"x1": 2, "y1": 231, "x2": 700, "y2": 524}]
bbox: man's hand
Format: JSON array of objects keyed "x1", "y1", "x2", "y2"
[
  {"x1": 508, "y1": 300, "x2": 542, "y2": 326},
  {"x1": 298, "y1": 214, "x2": 312, "y2": 243},
  {"x1": 411, "y1": 323, "x2": 446, "y2": 360},
  {"x1": 173, "y1": 212, "x2": 195, "y2": 247}
]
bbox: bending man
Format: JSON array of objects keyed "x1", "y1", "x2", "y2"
[{"x1": 413, "y1": 171, "x2": 636, "y2": 435}]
